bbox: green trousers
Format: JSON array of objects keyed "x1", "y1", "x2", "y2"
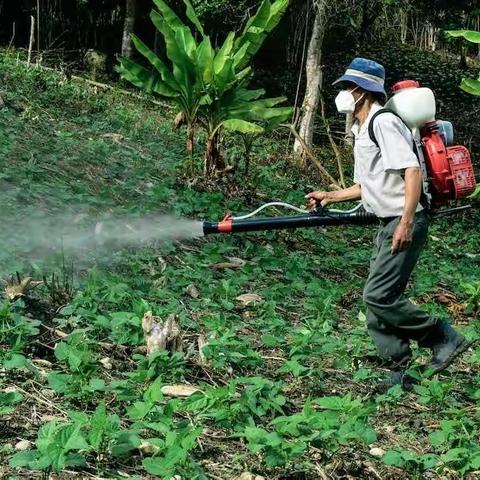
[{"x1": 364, "y1": 210, "x2": 437, "y2": 366}]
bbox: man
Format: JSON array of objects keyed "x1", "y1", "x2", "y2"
[{"x1": 306, "y1": 58, "x2": 470, "y2": 389}]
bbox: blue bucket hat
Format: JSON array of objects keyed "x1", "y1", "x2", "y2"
[{"x1": 333, "y1": 57, "x2": 386, "y2": 94}]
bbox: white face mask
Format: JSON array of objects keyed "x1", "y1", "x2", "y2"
[{"x1": 335, "y1": 87, "x2": 365, "y2": 114}]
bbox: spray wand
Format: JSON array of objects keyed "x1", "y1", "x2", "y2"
[
  {"x1": 202, "y1": 202, "x2": 379, "y2": 235},
  {"x1": 202, "y1": 201, "x2": 472, "y2": 236}
]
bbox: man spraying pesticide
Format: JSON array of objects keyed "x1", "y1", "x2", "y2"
[
  {"x1": 305, "y1": 58, "x2": 473, "y2": 389},
  {"x1": 202, "y1": 58, "x2": 476, "y2": 389}
]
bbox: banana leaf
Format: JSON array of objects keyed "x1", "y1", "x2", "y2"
[
  {"x1": 131, "y1": 35, "x2": 178, "y2": 90},
  {"x1": 150, "y1": 11, "x2": 196, "y2": 92},
  {"x1": 117, "y1": 57, "x2": 177, "y2": 97},
  {"x1": 445, "y1": 30, "x2": 480, "y2": 43},
  {"x1": 214, "y1": 32, "x2": 236, "y2": 75},
  {"x1": 183, "y1": 0, "x2": 205, "y2": 36},
  {"x1": 196, "y1": 37, "x2": 215, "y2": 85},
  {"x1": 222, "y1": 119, "x2": 265, "y2": 134},
  {"x1": 153, "y1": 0, "x2": 184, "y2": 30},
  {"x1": 460, "y1": 78, "x2": 480, "y2": 96},
  {"x1": 235, "y1": 0, "x2": 289, "y2": 69}
]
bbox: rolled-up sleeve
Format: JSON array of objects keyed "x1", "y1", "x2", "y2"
[{"x1": 374, "y1": 114, "x2": 420, "y2": 174}]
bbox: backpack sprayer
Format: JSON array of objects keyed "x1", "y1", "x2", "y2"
[{"x1": 203, "y1": 80, "x2": 476, "y2": 236}]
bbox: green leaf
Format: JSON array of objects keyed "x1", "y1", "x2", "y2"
[
  {"x1": 88, "y1": 403, "x2": 107, "y2": 451},
  {"x1": 111, "y1": 431, "x2": 142, "y2": 456},
  {"x1": 131, "y1": 35, "x2": 177, "y2": 89},
  {"x1": 47, "y1": 371, "x2": 70, "y2": 393},
  {"x1": 150, "y1": 11, "x2": 196, "y2": 92},
  {"x1": 222, "y1": 119, "x2": 264, "y2": 134},
  {"x1": 278, "y1": 360, "x2": 310, "y2": 377},
  {"x1": 460, "y1": 78, "x2": 480, "y2": 96},
  {"x1": 3, "y1": 353, "x2": 29, "y2": 370},
  {"x1": 153, "y1": 0, "x2": 184, "y2": 30},
  {"x1": 117, "y1": 57, "x2": 177, "y2": 98},
  {"x1": 61, "y1": 424, "x2": 89, "y2": 451},
  {"x1": 440, "y1": 447, "x2": 469, "y2": 463},
  {"x1": 127, "y1": 401, "x2": 153, "y2": 420},
  {"x1": 235, "y1": 0, "x2": 289, "y2": 69},
  {"x1": 445, "y1": 30, "x2": 480, "y2": 43},
  {"x1": 214, "y1": 32, "x2": 236, "y2": 76},
  {"x1": 183, "y1": 0, "x2": 205, "y2": 36},
  {"x1": 196, "y1": 36, "x2": 214, "y2": 84},
  {"x1": 469, "y1": 184, "x2": 480, "y2": 198},
  {"x1": 9, "y1": 449, "x2": 38, "y2": 468},
  {"x1": 87, "y1": 378, "x2": 106, "y2": 392},
  {"x1": 383, "y1": 449, "x2": 405, "y2": 467}
]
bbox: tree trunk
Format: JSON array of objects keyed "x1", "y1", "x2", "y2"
[
  {"x1": 204, "y1": 130, "x2": 225, "y2": 177},
  {"x1": 27, "y1": 15, "x2": 35, "y2": 66},
  {"x1": 121, "y1": 0, "x2": 136, "y2": 58},
  {"x1": 187, "y1": 123, "x2": 195, "y2": 175},
  {"x1": 293, "y1": 0, "x2": 327, "y2": 163}
]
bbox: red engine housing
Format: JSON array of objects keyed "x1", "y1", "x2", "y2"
[
  {"x1": 391, "y1": 80, "x2": 477, "y2": 207},
  {"x1": 421, "y1": 123, "x2": 476, "y2": 206}
]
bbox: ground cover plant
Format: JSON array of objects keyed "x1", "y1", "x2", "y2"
[{"x1": 0, "y1": 52, "x2": 480, "y2": 479}]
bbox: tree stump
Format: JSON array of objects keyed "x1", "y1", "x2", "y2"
[{"x1": 142, "y1": 311, "x2": 182, "y2": 356}]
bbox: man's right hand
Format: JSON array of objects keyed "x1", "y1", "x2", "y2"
[{"x1": 305, "y1": 191, "x2": 336, "y2": 210}]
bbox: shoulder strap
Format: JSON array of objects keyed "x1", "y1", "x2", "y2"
[
  {"x1": 368, "y1": 108, "x2": 407, "y2": 147},
  {"x1": 368, "y1": 108, "x2": 430, "y2": 210}
]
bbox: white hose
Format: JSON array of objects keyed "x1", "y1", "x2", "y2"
[{"x1": 231, "y1": 201, "x2": 363, "y2": 220}]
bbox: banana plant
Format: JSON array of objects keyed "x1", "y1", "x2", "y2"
[
  {"x1": 445, "y1": 30, "x2": 480, "y2": 96},
  {"x1": 198, "y1": 85, "x2": 292, "y2": 176},
  {"x1": 117, "y1": 0, "x2": 291, "y2": 176}
]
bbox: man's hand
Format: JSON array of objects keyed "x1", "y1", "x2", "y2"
[
  {"x1": 391, "y1": 219, "x2": 413, "y2": 254},
  {"x1": 305, "y1": 191, "x2": 335, "y2": 210}
]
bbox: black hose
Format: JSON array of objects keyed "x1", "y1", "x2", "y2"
[{"x1": 203, "y1": 208, "x2": 378, "y2": 235}]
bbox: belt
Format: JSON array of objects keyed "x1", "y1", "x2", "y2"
[{"x1": 379, "y1": 210, "x2": 427, "y2": 226}]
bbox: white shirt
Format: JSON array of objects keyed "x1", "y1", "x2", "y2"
[{"x1": 352, "y1": 103, "x2": 423, "y2": 218}]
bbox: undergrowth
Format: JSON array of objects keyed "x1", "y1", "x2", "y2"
[{"x1": 0, "y1": 52, "x2": 479, "y2": 479}]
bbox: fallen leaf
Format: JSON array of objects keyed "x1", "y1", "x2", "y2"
[
  {"x1": 100, "y1": 357, "x2": 113, "y2": 370},
  {"x1": 227, "y1": 257, "x2": 247, "y2": 266},
  {"x1": 198, "y1": 335, "x2": 208, "y2": 366},
  {"x1": 15, "y1": 440, "x2": 32, "y2": 451},
  {"x1": 158, "y1": 256, "x2": 167, "y2": 272},
  {"x1": 138, "y1": 441, "x2": 161, "y2": 454},
  {"x1": 212, "y1": 257, "x2": 246, "y2": 269},
  {"x1": 161, "y1": 384, "x2": 202, "y2": 397},
  {"x1": 185, "y1": 284, "x2": 200, "y2": 299},
  {"x1": 236, "y1": 293, "x2": 263, "y2": 306},
  {"x1": 369, "y1": 447, "x2": 385, "y2": 458},
  {"x1": 237, "y1": 473, "x2": 265, "y2": 480}
]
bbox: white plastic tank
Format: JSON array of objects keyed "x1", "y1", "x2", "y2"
[{"x1": 385, "y1": 80, "x2": 436, "y2": 129}]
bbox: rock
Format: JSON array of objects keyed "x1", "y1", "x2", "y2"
[
  {"x1": 15, "y1": 440, "x2": 32, "y2": 451},
  {"x1": 160, "y1": 384, "x2": 201, "y2": 398},
  {"x1": 369, "y1": 447, "x2": 386, "y2": 457}
]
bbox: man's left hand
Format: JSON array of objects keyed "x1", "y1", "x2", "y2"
[{"x1": 391, "y1": 220, "x2": 413, "y2": 254}]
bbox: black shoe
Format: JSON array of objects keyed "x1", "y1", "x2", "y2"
[
  {"x1": 426, "y1": 320, "x2": 472, "y2": 375},
  {"x1": 376, "y1": 369, "x2": 418, "y2": 393}
]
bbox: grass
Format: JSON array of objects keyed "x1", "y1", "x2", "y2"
[{"x1": 1, "y1": 52, "x2": 480, "y2": 479}]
